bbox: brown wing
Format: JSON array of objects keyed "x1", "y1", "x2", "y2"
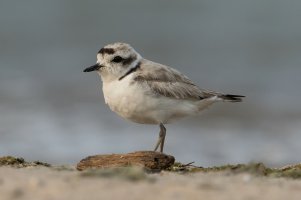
[{"x1": 133, "y1": 60, "x2": 218, "y2": 100}]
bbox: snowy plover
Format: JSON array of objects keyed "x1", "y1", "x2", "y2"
[{"x1": 84, "y1": 42, "x2": 244, "y2": 153}]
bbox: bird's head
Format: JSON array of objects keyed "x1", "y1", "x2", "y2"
[{"x1": 84, "y1": 42, "x2": 142, "y2": 81}]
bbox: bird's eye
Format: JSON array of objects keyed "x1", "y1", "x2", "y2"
[{"x1": 112, "y1": 56, "x2": 123, "y2": 63}]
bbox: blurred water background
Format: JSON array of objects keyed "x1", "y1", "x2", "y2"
[{"x1": 0, "y1": 0, "x2": 300, "y2": 167}]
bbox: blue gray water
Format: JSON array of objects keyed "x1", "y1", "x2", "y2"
[{"x1": 1, "y1": 0, "x2": 301, "y2": 167}]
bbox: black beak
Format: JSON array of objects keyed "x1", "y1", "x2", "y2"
[{"x1": 83, "y1": 64, "x2": 103, "y2": 72}]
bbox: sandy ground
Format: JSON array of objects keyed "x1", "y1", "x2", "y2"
[{"x1": 1, "y1": 166, "x2": 301, "y2": 200}]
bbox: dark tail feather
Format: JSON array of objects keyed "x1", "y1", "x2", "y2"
[{"x1": 219, "y1": 94, "x2": 245, "y2": 102}]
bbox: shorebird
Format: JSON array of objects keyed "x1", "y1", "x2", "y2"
[{"x1": 84, "y1": 42, "x2": 244, "y2": 153}]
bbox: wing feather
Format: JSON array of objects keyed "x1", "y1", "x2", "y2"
[{"x1": 133, "y1": 60, "x2": 217, "y2": 100}]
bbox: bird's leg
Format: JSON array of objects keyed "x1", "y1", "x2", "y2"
[
  {"x1": 153, "y1": 123, "x2": 166, "y2": 153},
  {"x1": 159, "y1": 124, "x2": 166, "y2": 152}
]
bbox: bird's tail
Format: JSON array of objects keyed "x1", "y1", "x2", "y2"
[{"x1": 218, "y1": 94, "x2": 245, "y2": 102}]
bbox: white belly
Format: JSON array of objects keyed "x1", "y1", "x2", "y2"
[{"x1": 102, "y1": 79, "x2": 215, "y2": 124}]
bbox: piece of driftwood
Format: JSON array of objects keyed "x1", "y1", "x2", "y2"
[{"x1": 77, "y1": 151, "x2": 175, "y2": 171}]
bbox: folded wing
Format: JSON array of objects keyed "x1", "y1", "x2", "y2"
[{"x1": 133, "y1": 60, "x2": 228, "y2": 101}]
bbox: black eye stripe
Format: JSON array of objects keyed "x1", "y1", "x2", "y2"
[
  {"x1": 122, "y1": 56, "x2": 136, "y2": 65},
  {"x1": 112, "y1": 56, "x2": 124, "y2": 63},
  {"x1": 111, "y1": 54, "x2": 137, "y2": 65}
]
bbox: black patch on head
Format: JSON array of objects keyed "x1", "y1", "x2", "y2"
[
  {"x1": 98, "y1": 48, "x2": 115, "y2": 55},
  {"x1": 118, "y1": 62, "x2": 141, "y2": 81}
]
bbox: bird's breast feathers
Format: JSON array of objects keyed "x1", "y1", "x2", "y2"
[{"x1": 102, "y1": 77, "x2": 154, "y2": 121}]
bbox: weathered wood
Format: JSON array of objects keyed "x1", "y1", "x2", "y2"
[{"x1": 76, "y1": 151, "x2": 175, "y2": 171}]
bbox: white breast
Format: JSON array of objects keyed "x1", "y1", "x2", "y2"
[{"x1": 102, "y1": 77, "x2": 150, "y2": 122}]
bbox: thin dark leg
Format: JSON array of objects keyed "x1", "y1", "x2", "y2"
[{"x1": 153, "y1": 123, "x2": 166, "y2": 153}]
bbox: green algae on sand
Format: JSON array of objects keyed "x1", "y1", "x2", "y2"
[
  {"x1": 0, "y1": 156, "x2": 51, "y2": 168},
  {"x1": 168, "y1": 162, "x2": 301, "y2": 179}
]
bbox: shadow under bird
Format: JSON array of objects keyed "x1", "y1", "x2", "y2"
[{"x1": 84, "y1": 42, "x2": 245, "y2": 153}]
